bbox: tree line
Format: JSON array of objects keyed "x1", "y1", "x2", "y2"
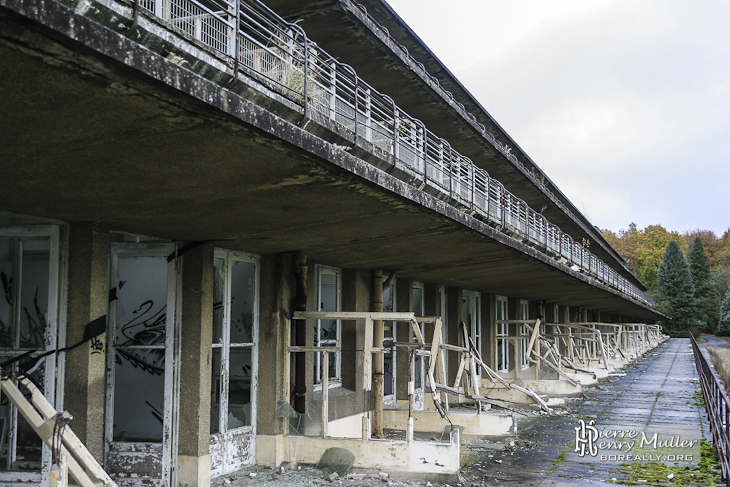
[{"x1": 602, "y1": 224, "x2": 730, "y2": 334}]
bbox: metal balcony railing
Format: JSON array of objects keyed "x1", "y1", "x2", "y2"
[{"x1": 131, "y1": 0, "x2": 653, "y2": 307}]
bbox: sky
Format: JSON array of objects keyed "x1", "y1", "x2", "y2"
[{"x1": 385, "y1": 0, "x2": 730, "y2": 236}]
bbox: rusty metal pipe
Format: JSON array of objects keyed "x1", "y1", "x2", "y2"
[
  {"x1": 293, "y1": 252, "x2": 308, "y2": 414},
  {"x1": 371, "y1": 270, "x2": 384, "y2": 438}
]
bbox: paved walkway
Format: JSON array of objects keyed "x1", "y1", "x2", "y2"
[
  {"x1": 462, "y1": 338, "x2": 714, "y2": 486},
  {"x1": 215, "y1": 338, "x2": 718, "y2": 487}
]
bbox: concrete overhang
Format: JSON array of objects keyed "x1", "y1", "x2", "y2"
[
  {"x1": 0, "y1": 0, "x2": 661, "y2": 320},
  {"x1": 261, "y1": 0, "x2": 641, "y2": 288}
]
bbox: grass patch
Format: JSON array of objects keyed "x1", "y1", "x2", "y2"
[
  {"x1": 610, "y1": 441, "x2": 721, "y2": 486},
  {"x1": 547, "y1": 441, "x2": 574, "y2": 474},
  {"x1": 707, "y1": 348, "x2": 730, "y2": 394}
]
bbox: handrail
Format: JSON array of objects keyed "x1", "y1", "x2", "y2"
[
  {"x1": 690, "y1": 334, "x2": 730, "y2": 485},
  {"x1": 131, "y1": 0, "x2": 653, "y2": 308}
]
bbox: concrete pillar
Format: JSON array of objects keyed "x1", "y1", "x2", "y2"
[
  {"x1": 423, "y1": 283, "x2": 439, "y2": 343},
  {"x1": 177, "y1": 243, "x2": 214, "y2": 487},
  {"x1": 256, "y1": 254, "x2": 294, "y2": 466},
  {"x1": 63, "y1": 222, "x2": 108, "y2": 462},
  {"x1": 445, "y1": 287, "x2": 463, "y2": 389},
  {"x1": 342, "y1": 268, "x2": 369, "y2": 391},
  {"x1": 482, "y1": 295, "x2": 496, "y2": 372},
  {"x1": 395, "y1": 278, "x2": 413, "y2": 401}
]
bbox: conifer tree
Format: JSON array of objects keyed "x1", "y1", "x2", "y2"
[
  {"x1": 657, "y1": 240, "x2": 696, "y2": 329},
  {"x1": 689, "y1": 237, "x2": 714, "y2": 330},
  {"x1": 689, "y1": 237, "x2": 711, "y2": 296}
]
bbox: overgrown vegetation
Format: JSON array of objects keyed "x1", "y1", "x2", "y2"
[
  {"x1": 611, "y1": 441, "x2": 721, "y2": 486},
  {"x1": 602, "y1": 225, "x2": 730, "y2": 333},
  {"x1": 707, "y1": 348, "x2": 730, "y2": 395}
]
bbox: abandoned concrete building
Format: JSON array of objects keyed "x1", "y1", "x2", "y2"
[{"x1": 0, "y1": 0, "x2": 667, "y2": 485}]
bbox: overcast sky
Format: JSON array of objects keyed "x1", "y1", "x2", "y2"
[{"x1": 386, "y1": 0, "x2": 730, "y2": 236}]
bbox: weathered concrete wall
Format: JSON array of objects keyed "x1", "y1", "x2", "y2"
[
  {"x1": 446, "y1": 287, "x2": 463, "y2": 389},
  {"x1": 178, "y1": 243, "x2": 214, "y2": 487},
  {"x1": 63, "y1": 222, "x2": 108, "y2": 462}
]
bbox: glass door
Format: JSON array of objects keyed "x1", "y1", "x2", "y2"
[
  {"x1": 0, "y1": 225, "x2": 61, "y2": 486},
  {"x1": 210, "y1": 250, "x2": 258, "y2": 477},
  {"x1": 104, "y1": 243, "x2": 178, "y2": 487}
]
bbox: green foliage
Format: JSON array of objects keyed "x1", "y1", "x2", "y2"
[
  {"x1": 613, "y1": 440, "x2": 721, "y2": 486},
  {"x1": 718, "y1": 287, "x2": 730, "y2": 336},
  {"x1": 640, "y1": 258, "x2": 659, "y2": 292},
  {"x1": 658, "y1": 240, "x2": 696, "y2": 329},
  {"x1": 689, "y1": 238, "x2": 715, "y2": 331},
  {"x1": 604, "y1": 225, "x2": 730, "y2": 328},
  {"x1": 689, "y1": 237, "x2": 711, "y2": 295}
]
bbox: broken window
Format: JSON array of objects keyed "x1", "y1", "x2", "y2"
[
  {"x1": 383, "y1": 282, "x2": 396, "y2": 400},
  {"x1": 412, "y1": 282, "x2": 425, "y2": 395},
  {"x1": 110, "y1": 253, "x2": 168, "y2": 442},
  {"x1": 496, "y1": 296, "x2": 509, "y2": 372},
  {"x1": 0, "y1": 229, "x2": 59, "y2": 475},
  {"x1": 463, "y1": 290, "x2": 482, "y2": 378},
  {"x1": 314, "y1": 266, "x2": 340, "y2": 386},
  {"x1": 211, "y1": 252, "x2": 258, "y2": 434},
  {"x1": 519, "y1": 299, "x2": 530, "y2": 369}
]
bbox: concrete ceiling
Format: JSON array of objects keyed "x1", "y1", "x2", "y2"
[
  {"x1": 261, "y1": 0, "x2": 640, "y2": 286},
  {"x1": 0, "y1": 2, "x2": 660, "y2": 320}
]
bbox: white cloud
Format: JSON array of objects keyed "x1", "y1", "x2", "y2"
[{"x1": 388, "y1": 0, "x2": 730, "y2": 234}]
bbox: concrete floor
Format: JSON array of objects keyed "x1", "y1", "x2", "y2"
[
  {"x1": 215, "y1": 339, "x2": 720, "y2": 486},
  {"x1": 462, "y1": 338, "x2": 715, "y2": 486}
]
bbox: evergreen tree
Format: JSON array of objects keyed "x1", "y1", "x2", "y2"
[
  {"x1": 689, "y1": 237, "x2": 711, "y2": 296},
  {"x1": 718, "y1": 287, "x2": 730, "y2": 336},
  {"x1": 689, "y1": 237, "x2": 714, "y2": 331},
  {"x1": 657, "y1": 240, "x2": 696, "y2": 329}
]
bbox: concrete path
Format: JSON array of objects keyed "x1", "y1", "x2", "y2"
[
  {"x1": 215, "y1": 339, "x2": 719, "y2": 487},
  {"x1": 462, "y1": 338, "x2": 714, "y2": 486}
]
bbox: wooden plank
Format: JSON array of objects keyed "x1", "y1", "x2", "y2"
[
  {"x1": 322, "y1": 352, "x2": 329, "y2": 438},
  {"x1": 294, "y1": 311, "x2": 416, "y2": 321},
  {"x1": 363, "y1": 317, "x2": 372, "y2": 392}
]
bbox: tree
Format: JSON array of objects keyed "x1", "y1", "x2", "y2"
[
  {"x1": 640, "y1": 258, "x2": 658, "y2": 292},
  {"x1": 689, "y1": 237, "x2": 711, "y2": 293},
  {"x1": 718, "y1": 287, "x2": 730, "y2": 336},
  {"x1": 657, "y1": 240, "x2": 696, "y2": 330},
  {"x1": 688, "y1": 237, "x2": 714, "y2": 330}
]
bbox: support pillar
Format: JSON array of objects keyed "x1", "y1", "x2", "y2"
[
  {"x1": 371, "y1": 270, "x2": 384, "y2": 438},
  {"x1": 177, "y1": 243, "x2": 214, "y2": 487},
  {"x1": 63, "y1": 222, "x2": 108, "y2": 462},
  {"x1": 395, "y1": 278, "x2": 413, "y2": 401}
]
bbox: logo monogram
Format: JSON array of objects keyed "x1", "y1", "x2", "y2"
[{"x1": 574, "y1": 419, "x2": 599, "y2": 457}]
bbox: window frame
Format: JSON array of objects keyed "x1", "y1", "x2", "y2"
[
  {"x1": 496, "y1": 295, "x2": 509, "y2": 373},
  {"x1": 210, "y1": 250, "x2": 259, "y2": 435},
  {"x1": 314, "y1": 265, "x2": 341, "y2": 387}
]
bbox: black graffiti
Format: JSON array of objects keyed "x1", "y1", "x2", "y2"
[
  {"x1": 115, "y1": 348, "x2": 165, "y2": 375},
  {"x1": 90, "y1": 336, "x2": 104, "y2": 354},
  {"x1": 0, "y1": 284, "x2": 47, "y2": 349},
  {"x1": 119, "y1": 299, "x2": 166, "y2": 346},
  {"x1": 1, "y1": 272, "x2": 11, "y2": 305}
]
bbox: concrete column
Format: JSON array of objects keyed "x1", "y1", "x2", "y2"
[
  {"x1": 423, "y1": 283, "x2": 439, "y2": 343},
  {"x1": 63, "y1": 222, "x2": 108, "y2": 462},
  {"x1": 445, "y1": 287, "x2": 463, "y2": 388},
  {"x1": 256, "y1": 254, "x2": 295, "y2": 466},
  {"x1": 177, "y1": 243, "x2": 214, "y2": 487},
  {"x1": 342, "y1": 268, "x2": 369, "y2": 392},
  {"x1": 482, "y1": 295, "x2": 496, "y2": 372},
  {"x1": 395, "y1": 278, "x2": 413, "y2": 401}
]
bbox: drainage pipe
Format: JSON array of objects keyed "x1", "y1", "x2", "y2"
[{"x1": 293, "y1": 252, "x2": 308, "y2": 414}]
